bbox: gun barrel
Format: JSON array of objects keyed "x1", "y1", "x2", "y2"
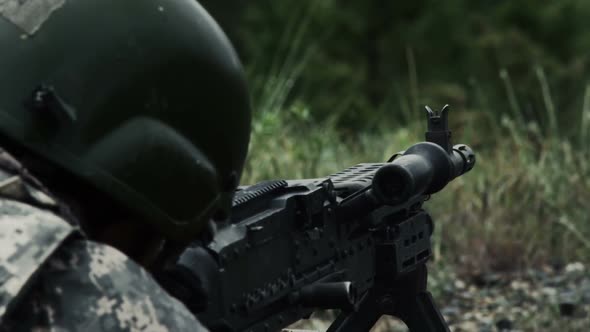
[
  {"x1": 372, "y1": 142, "x2": 475, "y2": 205},
  {"x1": 336, "y1": 142, "x2": 475, "y2": 221}
]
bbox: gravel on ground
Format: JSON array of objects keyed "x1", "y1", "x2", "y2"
[{"x1": 286, "y1": 262, "x2": 590, "y2": 332}]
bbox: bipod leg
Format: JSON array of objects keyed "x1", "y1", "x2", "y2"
[
  {"x1": 386, "y1": 265, "x2": 450, "y2": 332},
  {"x1": 326, "y1": 266, "x2": 449, "y2": 332},
  {"x1": 392, "y1": 290, "x2": 449, "y2": 332},
  {"x1": 325, "y1": 289, "x2": 382, "y2": 332},
  {"x1": 327, "y1": 265, "x2": 450, "y2": 332}
]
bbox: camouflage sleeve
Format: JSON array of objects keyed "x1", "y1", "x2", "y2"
[{"x1": 2, "y1": 239, "x2": 209, "y2": 332}]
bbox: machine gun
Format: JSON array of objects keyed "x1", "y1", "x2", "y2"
[{"x1": 162, "y1": 105, "x2": 475, "y2": 332}]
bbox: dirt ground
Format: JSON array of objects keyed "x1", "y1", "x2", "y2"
[{"x1": 286, "y1": 262, "x2": 590, "y2": 332}]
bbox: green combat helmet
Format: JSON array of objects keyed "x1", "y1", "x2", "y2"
[{"x1": 0, "y1": 0, "x2": 251, "y2": 242}]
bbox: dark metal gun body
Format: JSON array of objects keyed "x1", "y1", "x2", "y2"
[{"x1": 162, "y1": 105, "x2": 475, "y2": 332}]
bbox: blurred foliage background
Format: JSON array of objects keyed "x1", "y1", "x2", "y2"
[
  {"x1": 199, "y1": 1, "x2": 590, "y2": 330},
  {"x1": 205, "y1": 0, "x2": 590, "y2": 131},
  {"x1": 199, "y1": 0, "x2": 590, "y2": 271}
]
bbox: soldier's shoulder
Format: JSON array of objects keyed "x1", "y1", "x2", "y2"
[
  {"x1": 8, "y1": 239, "x2": 208, "y2": 331},
  {"x1": 0, "y1": 199, "x2": 207, "y2": 331},
  {"x1": 0, "y1": 198, "x2": 76, "y2": 320}
]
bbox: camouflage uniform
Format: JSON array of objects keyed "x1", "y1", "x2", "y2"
[{"x1": 0, "y1": 150, "x2": 209, "y2": 331}]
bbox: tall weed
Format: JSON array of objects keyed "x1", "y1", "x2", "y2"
[
  {"x1": 245, "y1": 68, "x2": 590, "y2": 272},
  {"x1": 242, "y1": 1, "x2": 590, "y2": 272}
]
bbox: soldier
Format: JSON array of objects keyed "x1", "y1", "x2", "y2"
[{"x1": 0, "y1": 0, "x2": 251, "y2": 330}]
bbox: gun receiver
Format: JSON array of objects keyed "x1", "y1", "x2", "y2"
[{"x1": 161, "y1": 105, "x2": 475, "y2": 332}]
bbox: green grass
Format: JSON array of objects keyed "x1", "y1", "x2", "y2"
[
  {"x1": 240, "y1": 0, "x2": 590, "y2": 272},
  {"x1": 242, "y1": 67, "x2": 590, "y2": 272},
  {"x1": 244, "y1": 96, "x2": 590, "y2": 332},
  {"x1": 236, "y1": 4, "x2": 590, "y2": 331}
]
